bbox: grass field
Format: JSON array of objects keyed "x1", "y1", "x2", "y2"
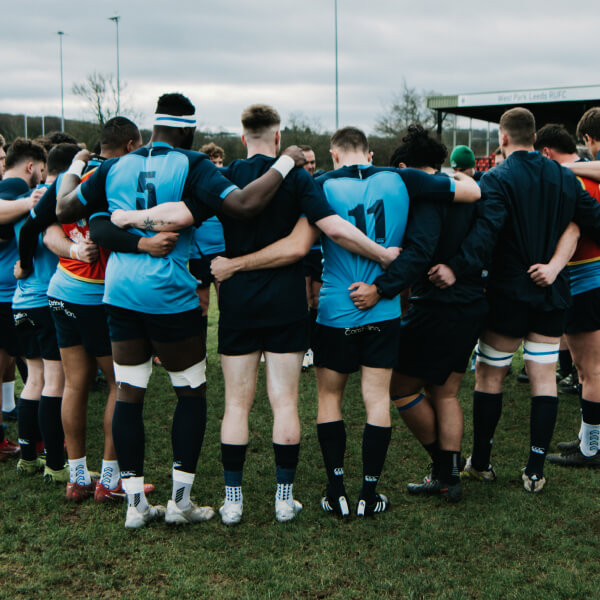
[{"x1": 1, "y1": 303, "x2": 599, "y2": 600}]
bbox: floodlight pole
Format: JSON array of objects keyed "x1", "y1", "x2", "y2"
[
  {"x1": 334, "y1": 0, "x2": 339, "y2": 129},
  {"x1": 109, "y1": 16, "x2": 121, "y2": 115},
  {"x1": 58, "y1": 31, "x2": 65, "y2": 132}
]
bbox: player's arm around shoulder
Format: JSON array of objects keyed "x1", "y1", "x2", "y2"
[
  {"x1": 211, "y1": 217, "x2": 318, "y2": 283},
  {"x1": 452, "y1": 172, "x2": 481, "y2": 203},
  {"x1": 111, "y1": 202, "x2": 193, "y2": 231},
  {"x1": 56, "y1": 149, "x2": 94, "y2": 223}
]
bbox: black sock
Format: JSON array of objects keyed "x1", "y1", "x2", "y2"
[
  {"x1": 172, "y1": 394, "x2": 207, "y2": 474},
  {"x1": 472, "y1": 391, "x2": 503, "y2": 471},
  {"x1": 438, "y1": 450, "x2": 461, "y2": 485},
  {"x1": 558, "y1": 350, "x2": 573, "y2": 379},
  {"x1": 112, "y1": 401, "x2": 145, "y2": 477},
  {"x1": 273, "y1": 442, "x2": 300, "y2": 484},
  {"x1": 360, "y1": 423, "x2": 392, "y2": 503},
  {"x1": 201, "y1": 314, "x2": 208, "y2": 339},
  {"x1": 423, "y1": 440, "x2": 440, "y2": 478},
  {"x1": 317, "y1": 420, "x2": 346, "y2": 496},
  {"x1": 526, "y1": 395, "x2": 559, "y2": 477},
  {"x1": 0, "y1": 426, "x2": 4, "y2": 444},
  {"x1": 581, "y1": 398, "x2": 600, "y2": 425},
  {"x1": 38, "y1": 395, "x2": 65, "y2": 470},
  {"x1": 18, "y1": 398, "x2": 40, "y2": 461},
  {"x1": 221, "y1": 443, "x2": 247, "y2": 487}
]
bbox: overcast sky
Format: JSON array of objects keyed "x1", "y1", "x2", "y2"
[{"x1": 1, "y1": 0, "x2": 597, "y2": 134}]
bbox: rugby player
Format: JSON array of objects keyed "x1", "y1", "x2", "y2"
[
  {"x1": 111, "y1": 105, "x2": 400, "y2": 524},
  {"x1": 352, "y1": 125, "x2": 503, "y2": 502},
  {"x1": 188, "y1": 143, "x2": 227, "y2": 336},
  {"x1": 463, "y1": 108, "x2": 600, "y2": 493},
  {"x1": 18, "y1": 118, "x2": 165, "y2": 501},
  {"x1": 56, "y1": 93, "x2": 306, "y2": 529},
  {"x1": 313, "y1": 126, "x2": 480, "y2": 516},
  {"x1": 532, "y1": 123, "x2": 600, "y2": 467},
  {"x1": 299, "y1": 145, "x2": 321, "y2": 370},
  {"x1": 0, "y1": 138, "x2": 69, "y2": 478}
]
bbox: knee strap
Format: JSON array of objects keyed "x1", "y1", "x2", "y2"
[
  {"x1": 523, "y1": 340, "x2": 559, "y2": 364},
  {"x1": 167, "y1": 359, "x2": 206, "y2": 389},
  {"x1": 475, "y1": 341, "x2": 514, "y2": 367},
  {"x1": 113, "y1": 359, "x2": 153, "y2": 389},
  {"x1": 392, "y1": 393, "x2": 424, "y2": 412}
]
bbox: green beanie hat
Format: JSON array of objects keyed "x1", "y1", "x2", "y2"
[{"x1": 450, "y1": 145, "x2": 476, "y2": 169}]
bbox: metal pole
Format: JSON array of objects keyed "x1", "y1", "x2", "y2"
[
  {"x1": 41, "y1": 115, "x2": 45, "y2": 136},
  {"x1": 453, "y1": 114, "x2": 457, "y2": 148},
  {"x1": 58, "y1": 31, "x2": 65, "y2": 132},
  {"x1": 486, "y1": 121, "x2": 490, "y2": 156},
  {"x1": 24, "y1": 115, "x2": 28, "y2": 138},
  {"x1": 334, "y1": 0, "x2": 339, "y2": 129},
  {"x1": 109, "y1": 16, "x2": 121, "y2": 115},
  {"x1": 468, "y1": 118, "x2": 472, "y2": 147}
]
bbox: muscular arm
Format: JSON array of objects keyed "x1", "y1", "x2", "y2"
[
  {"x1": 56, "y1": 150, "x2": 93, "y2": 223},
  {"x1": 565, "y1": 161, "x2": 600, "y2": 182},
  {"x1": 316, "y1": 214, "x2": 400, "y2": 267},
  {"x1": 528, "y1": 222, "x2": 580, "y2": 287},
  {"x1": 89, "y1": 215, "x2": 178, "y2": 257},
  {"x1": 0, "y1": 196, "x2": 37, "y2": 224},
  {"x1": 211, "y1": 217, "x2": 318, "y2": 282},
  {"x1": 111, "y1": 202, "x2": 191, "y2": 231},
  {"x1": 452, "y1": 172, "x2": 482, "y2": 203}
]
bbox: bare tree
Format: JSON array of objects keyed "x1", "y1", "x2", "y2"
[
  {"x1": 72, "y1": 72, "x2": 127, "y2": 126},
  {"x1": 375, "y1": 79, "x2": 444, "y2": 137}
]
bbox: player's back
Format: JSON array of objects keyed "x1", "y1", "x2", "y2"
[
  {"x1": 482, "y1": 151, "x2": 583, "y2": 307},
  {"x1": 94, "y1": 144, "x2": 198, "y2": 314},
  {"x1": 317, "y1": 165, "x2": 409, "y2": 327}
]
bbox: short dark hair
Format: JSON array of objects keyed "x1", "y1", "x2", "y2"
[
  {"x1": 101, "y1": 116, "x2": 141, "y2": 150},
  {"x1": 389, "y1": 124, "x2": 447, "y2": 170},
  {"x1": 0, "y1": 133, "x2": 6, "y2": 149},
  {"x1": 47, "y1": 143, "x2": 80, "y2": 176},
  {"x1": 33, "y1": 135, "x2": 53, "y2": 152},
  {"x1": 499, "y1": 107, "x2": 536, "y2": 146},
  {"x1": 200, "y1": 142, "x2": 225, "y2": 160},
  {"x1": 298, "y1": 144, "x2": 313, "y2": 152},
  {"x1": 155, "y1": 93, "x2": 195, "y2": 117},
  {"x1": 5, "y1": 138, "x2": 47, "y2": 170},
  {"x1": 47, "y1": 131, "x2": 79, "y2": 146},
  {"x1": 534, "y1": 124, "x2": 577, "y2": 155},
  {"x1": 576, "y1": 107, "x2": 600, "y2": 142},
  {"x1": 241, "y1": 104, "x2": 280, "y2": 134},
  {"x1": 330, "y1": 126, "x2": 369, "y2": 153}
]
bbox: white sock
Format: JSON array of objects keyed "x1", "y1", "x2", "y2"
[
  {"x1": 2, "y1": 381, "x2": 15, "y2": 412},
  {"x1": 172, "y1": 469, "x2": 194, "y2": 509},
  {"x1": 580, "y1": 422, "x2": 600, "y2": 457},
  {"x1": 578, "y1": 415, "x2": 583, "y2": 441},
  {"x1": 100, "y1": 460, "x2": 120, "y2": 490},
  {"x1": 276, "y1": 482, "x2": 293, "y2": 502},
  {"x1": 225, "y1": 485, "x2": 242, "y2": 503},
  {"x1": 68, "y1": 456, "x2": 91, "y2": 486},
  {"x1": 122, "y1": 476, "x2": 149, "y2": 512}
]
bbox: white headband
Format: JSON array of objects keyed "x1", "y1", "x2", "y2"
[{"x1": 153, "y1": 113, "x2": 197, "y2": 128}]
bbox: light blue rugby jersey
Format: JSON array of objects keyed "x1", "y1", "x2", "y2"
[
  {"x1": 0, "y1": 177, "x2": 31, "y2": 302},
  {"x1": 190, "y1": 215, "x2": 225, "y2": 259},
  {"x1": 12, "y1": 184, "x2": 59, "y2": 309},
  {"x1": 80, "y1": 142, "x2": 238, "y2": 314},
  {"x1": 317, "y1": 166, "x2": 410, "y2": 327}
]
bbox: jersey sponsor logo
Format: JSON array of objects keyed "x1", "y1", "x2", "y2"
[{"x1": 344, "y1": 324, "x2": 382, "y2": 336}]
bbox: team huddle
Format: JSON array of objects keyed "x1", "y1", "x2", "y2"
[{"x1": 1, "y1": 92, "x2": 600, "y2": 529}]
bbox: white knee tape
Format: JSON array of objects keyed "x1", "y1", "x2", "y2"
[
  {"x1": 113, "y1": 359, "x2": 153, "y2": 388},
  {"x1": 168, "y1": 359, "x2": 206, "y2": 389},
  {"x1": 475, "y1": 341, "x2": 514, "y2": 367},
  {"x1": 523, "y1": 340, "x2": 559, "y2": 364}
]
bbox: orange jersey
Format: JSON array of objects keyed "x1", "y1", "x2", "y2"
[
  {"x1": 57, "y1": 168, "x2": 110, "y2": 283},
  {"x1": 569, "y1": 176, "x2": 600, "y2": 265}
]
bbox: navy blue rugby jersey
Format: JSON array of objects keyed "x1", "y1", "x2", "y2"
[
  {"x1": 0, "y1": 177, "x2": 30, "y2": 302},
  {"x1": 217, "y1": 154, "x2": 334, "y2": 329},
  {"x1": 316, "y1": 165, "x2": 455, "y2": 328},
  {"x1": 481, "y1": 151, "x2": 600, "y2": 310},
  {"x1": 80, "y1": 142, "x2": 238, "y2": 314}
]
